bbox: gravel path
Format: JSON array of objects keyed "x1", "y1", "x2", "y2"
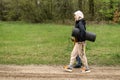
[{"x1": 0, "y1": 65, "x2": 119, "y2": 80}]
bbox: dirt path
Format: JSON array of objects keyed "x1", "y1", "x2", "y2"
[{"x1": 0, "y1": 65, "x2": 119, "y2": 80}]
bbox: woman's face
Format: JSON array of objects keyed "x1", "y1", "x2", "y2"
[
  {"x1": 74, "y1": 14, "x2": 77, "y2": 20},
  {"x1": 74, "y1": 14, "x2": 79, "y2": 21}
]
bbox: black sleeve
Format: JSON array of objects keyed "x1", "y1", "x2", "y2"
[{"x1": 78, "y1": 22, "x2": 86, "y2": 41}]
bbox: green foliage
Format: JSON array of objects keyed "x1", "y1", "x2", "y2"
[
  {"x1": 54, "y1": 0, "x2": 73, "y2": 19},
  {"x1": 0, "y1": 0, "x2": 8, "y2": 21},
  {"x1": 19, "y1": 0, "x2": 40, "y2": 22},
  {"x1": 99, "y1": 0, "x2": 119, "y2": 20},
  {"x1": 0, "y1": 0, "x2": 120, "y2": 23}
]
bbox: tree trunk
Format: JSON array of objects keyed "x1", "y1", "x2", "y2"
[
  {"x1": 109, "y1": 0, "x2": 113, "y2": 9},
  {"x1": 89, "y1": 0, "x2": 94, "y2": 20},
  {"x1": 0, "y1": 0, "x2": 4, "y2": 20},
  {"x1": 78, "y1": 0, "x2": 82, "y2": 11}
]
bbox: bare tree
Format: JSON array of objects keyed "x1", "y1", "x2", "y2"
[
  {"x1": 78, "y1": 0, "x2": 83, "y2": 11},
  {"x1": 89, "y1": 0, "x2": 94, "y2": 20}
]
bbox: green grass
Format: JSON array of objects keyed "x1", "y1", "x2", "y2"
[
  {"x1": 0, "y1": 22, "x2": 120, "y2": 66},
  {"x1": 86, "y1": 24, "x2": 120, "y2": 66}
]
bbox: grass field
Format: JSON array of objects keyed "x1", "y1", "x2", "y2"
[{"x1": 0, "y1": 22, "x2": 120, "y2": 66}]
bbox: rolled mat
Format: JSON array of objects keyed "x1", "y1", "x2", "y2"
[
  {"x1": 72, "y1": 28, "x2": 96, "y2": 42},
  {"x1": 85, "y1": 31, "x2": 96, "y2": 42}
]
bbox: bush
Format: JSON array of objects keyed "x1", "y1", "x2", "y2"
[{"x1": 113, "y1": 9, "x2": 120, "y2": 23}]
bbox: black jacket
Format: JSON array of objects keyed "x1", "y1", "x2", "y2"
[{"x1": 73, "y1": 19, "x2": 86, "y2": 42}]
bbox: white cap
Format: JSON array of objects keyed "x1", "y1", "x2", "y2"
[{"x1": 74, "y1": 10, "x2": 84, "y2": 19}]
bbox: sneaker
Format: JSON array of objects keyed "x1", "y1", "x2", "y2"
[
  {"x1": 63, "y1": 65, "x2": 72, "y2": 72},
  {"x1": 85, "y1": 69, "x2": 91, "y2": 73},
  {"x1": 73, "y1": 64, "x2": 81, "y2": 68},
  {"x1": 80, "y1": 67, "x2": 91, "y2": 73}
]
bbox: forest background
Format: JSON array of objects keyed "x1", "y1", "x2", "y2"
[{"x1": 0, "y1": 0, "x2": 120, "y2": 24}]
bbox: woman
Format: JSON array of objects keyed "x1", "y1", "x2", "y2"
[{"x1": 64, "y1": 10, "x2": 90, "y2": 73}]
